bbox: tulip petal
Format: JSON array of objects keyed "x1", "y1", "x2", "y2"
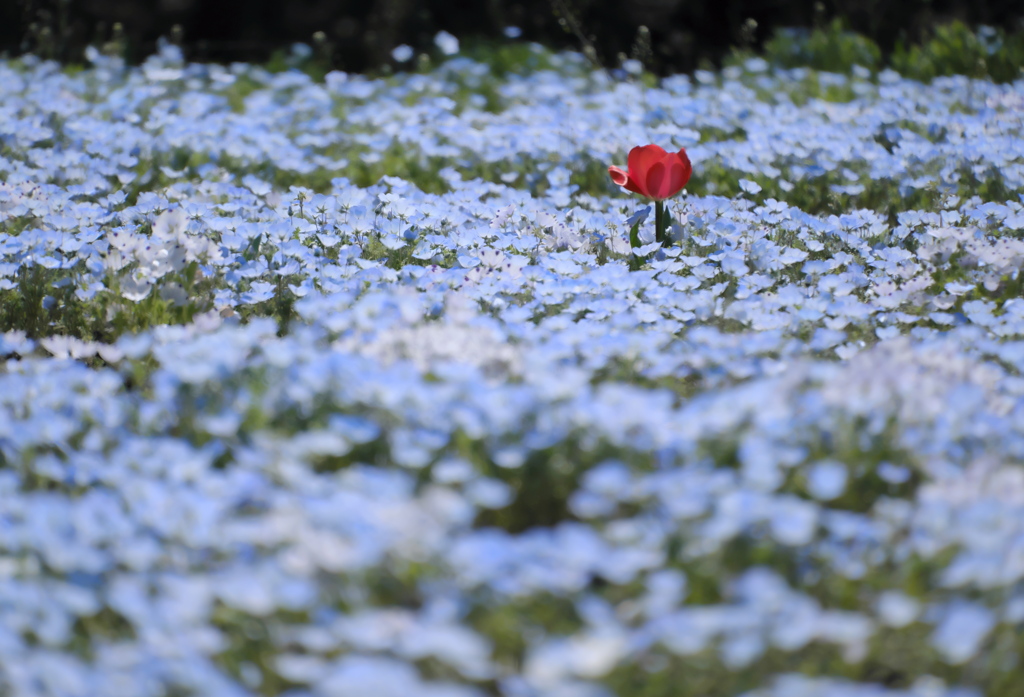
[
  {"x1": 675, "y1": 149, "x2": 693, "y2": 188},
  {"x1": 663, "y1": 158, "x2": 689, "y2": 198},
  {"x1": 608, "y1": 165, "x2": 645, "y2": 196},
  {"x1": 645, "y1": 160, "x2": 670, "y2": 200},
  {"x1": 646, "y1": 151, "x2": 692, "y2": 200},
  {"x1": 608, "y1": 166, "x2": 629, "y2": 187},
  {"x1": 627, "y1": 145, "x2": 667, "y2": 197}
]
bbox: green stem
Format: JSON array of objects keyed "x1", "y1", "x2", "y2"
[{"x1": 655, "y1": 200, "x2": 666, "y2": 246}]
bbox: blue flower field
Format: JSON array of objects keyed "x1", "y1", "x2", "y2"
[{"x1": 1, "y1": 33, "x2": 1024, "y2": 697}]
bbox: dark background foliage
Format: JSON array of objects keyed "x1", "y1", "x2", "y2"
[{"x1": 3, "y1": 0, "x2": 1024, "y2": 73}]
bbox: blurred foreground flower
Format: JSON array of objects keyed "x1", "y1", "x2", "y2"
[{"x1": 609, "y1": 144, "x2": 691, "y2": 256}]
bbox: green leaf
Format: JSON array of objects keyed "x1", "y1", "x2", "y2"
[
  {"x1": 242, "y1": 233, "x2": 263, "y2": 262},
  {"x1": 628, "y1": 219, "x2": 644, "y2": 271},
  {"x1": 629, "y1": 219, "x2": 642, "y2": 251}
]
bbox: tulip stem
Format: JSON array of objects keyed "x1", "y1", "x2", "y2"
[{"x1": 655, "y1": 201, "x2": 666, "y2": 246}]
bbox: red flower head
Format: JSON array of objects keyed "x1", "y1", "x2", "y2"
[{"x1": 608, "y1": 144, "x2": 692, "y2": 201}]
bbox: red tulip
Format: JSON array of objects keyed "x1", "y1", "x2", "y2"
[{"x1": 608, "y1": 144, "x2": 692, "y2": 201}]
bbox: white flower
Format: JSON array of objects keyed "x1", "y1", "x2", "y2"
[
  {"x1": 434, "y1": 31, "x2": 460, "y2": 56},
  {"x1": 876, "y1": 591, "x2": 921, "y2": 628},
  {"x1": 392, "y1": 44, "x2": 414, "y2": 63},
  {"x1": 931, "y1": 601, "x2": 995, "y2": 664}
]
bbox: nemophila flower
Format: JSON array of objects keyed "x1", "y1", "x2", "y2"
[
  {"x1": 608, "y1": 144, "x2": 692, "y2": 202},
  {"x1": 932, "y1": 601, "x2": 996, "y2": 665},
  {"x1": 434, "y1": 31, "x2": 460, "y2": 56},
  {"x1": 5, "y1": 39, "x2": 1024, "y2": 697},
  {"x1": 391, "y1": 44, "x2": 414, "y2": 63}
]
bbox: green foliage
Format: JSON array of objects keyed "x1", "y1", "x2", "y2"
[
  {"x1": 745, "y1": 19, "x2": 1024, "y2": 85},
  {"x1": 602, "y1": 620, "x2": 1024, "y2": 697},
  {"x1": 469, "y1": 594, "x2": 582, "y2": 671},
  {"x1": 892, "y1": 21, "x2": 1024, "y2": 84},
  {"x1": 462, "y1": 39, "x2": 560, "y2": 79},
  {"x1": 223, "y1": 74, "x2": 264, "y2": 114},
  {"x1": 0, "y1": 256, "x2": 218, "y2": 344},
  {"x1": 213, "y1": 606, "x2": 307, "y2": 696},
  {"x1": 69, "y1": 608, "x2": 135, "y2": 660},
  {"x1": 760, "y1": 19, "x2": 882, "y2": 74}
]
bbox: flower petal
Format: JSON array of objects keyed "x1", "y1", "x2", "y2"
[
  {"x1": 645, "y1": 160, "x2": 671, "y2": 200},
  {"x1": 608, "y1": 165, "x2": 645, "y2": 196},
  {"x1": 627, "y1": 145, "x2": 667, "y2": 197},
  {"x1": 646, "y1": 151, "x2": 691, "y2": 200},
  {"x1": 674, "y1": 149, "x2": 693, "y2": 189},
  {"x1": 608, "y1": 166, "x2": 629, "y2": 187},
  {"x1": 662, "y1": 156, "x2": 689, "y2": 199}
]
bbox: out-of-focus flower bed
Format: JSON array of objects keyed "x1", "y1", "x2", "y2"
[{"x1": 1, "y1": 34, "x2": 1024, "y2": 697}]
